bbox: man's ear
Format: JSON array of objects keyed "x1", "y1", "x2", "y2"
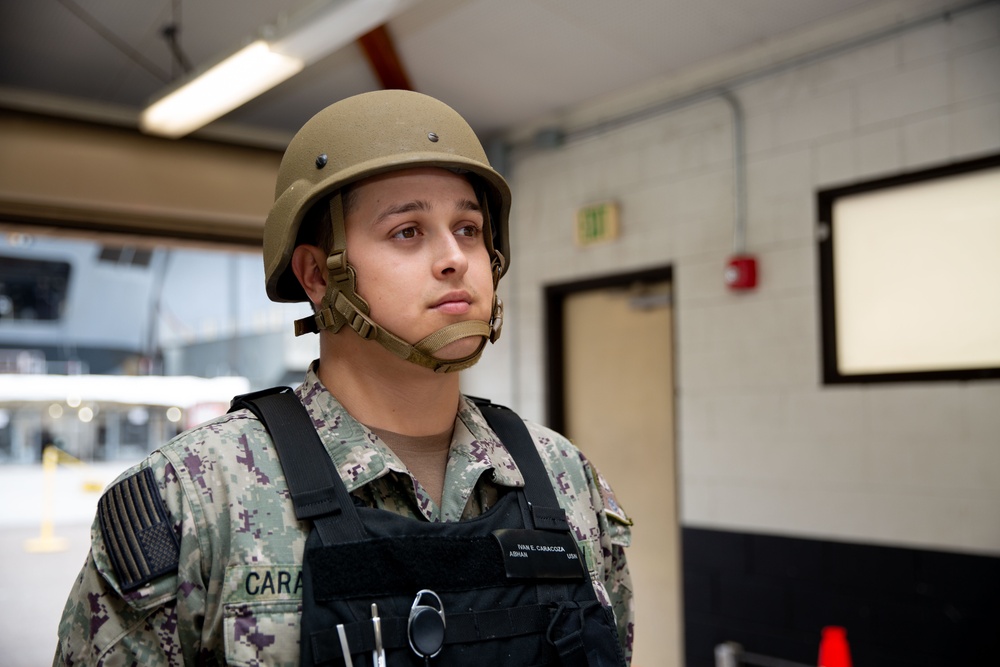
[{"x1": 290, "y1": 244, "x2": 329, "y2": 307}]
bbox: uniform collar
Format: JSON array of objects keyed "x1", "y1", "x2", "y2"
[
  {"x1": 295, "y1": 362, "x2": 525, "y2": 494},
  {"x1": 455, "y1": 396, "x2": 524, "y2": 489}
]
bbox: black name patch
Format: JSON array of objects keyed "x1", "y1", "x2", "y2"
[{"x1": 492, "y1": 529, "x2": 587, "y2": 580}]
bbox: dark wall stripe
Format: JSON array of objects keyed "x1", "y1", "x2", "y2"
[{"x1": 682, "y1": 526, "x2": 1000, "y2": 667}]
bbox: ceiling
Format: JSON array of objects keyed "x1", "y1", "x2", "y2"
[{"x1": 0, "y1": 0, "x2": 883, "y2": 148}]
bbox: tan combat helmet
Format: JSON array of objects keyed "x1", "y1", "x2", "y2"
[{"x1": 264, "y1": 90, "x2": 511, "y2": 373}]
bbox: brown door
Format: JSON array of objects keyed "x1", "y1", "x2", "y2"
[{"x1": 552, "y1": 272, "x2": 681, "y2": 667}]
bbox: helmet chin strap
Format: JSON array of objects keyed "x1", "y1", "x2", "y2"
[{"x1": 292, "y1": 192, "x2": 505, "y2": 373}]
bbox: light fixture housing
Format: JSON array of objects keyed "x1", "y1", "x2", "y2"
[
  {"x1": 140, "y1": 41, "x2": 303, "y2": 139},
  {"x1": 140, "y1": 0, "x2": 413, "y2": 139}
]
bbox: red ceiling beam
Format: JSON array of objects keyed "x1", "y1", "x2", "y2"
[{"x1": 357, "y1": 24, "x2": 413, "y2": 91}]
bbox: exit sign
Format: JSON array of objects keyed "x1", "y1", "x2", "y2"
[{"x1": 576, "y1": 201, "x2": 620, "y2": 246}]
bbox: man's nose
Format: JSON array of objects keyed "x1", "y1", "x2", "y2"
[{"x1": 432, "y1": 232, "x2": 469, "y2": 277}]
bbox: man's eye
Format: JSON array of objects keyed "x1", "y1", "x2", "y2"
[
  {"x1": 393, "y1": 227, "x2": 418, "y2": 239},
  {"x1": 457, "y1": 224, "x2": 481, "y2": 237}
]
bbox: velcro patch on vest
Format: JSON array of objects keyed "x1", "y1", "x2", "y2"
[
  {"x1": 492, "y1": 529, "x2": 587, "y2": 580},
  {"x1": 98, "y1": 467, "x2": 180, "y2": 592},
  {"x1": 310, "y1": 536, "x2": 509, "y2": 600}
]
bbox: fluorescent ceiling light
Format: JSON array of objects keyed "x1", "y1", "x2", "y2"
[
  {"x1": 140, "y1": 0, "x2": 412, "y2": 139},
  {"x1": 140, "y1": 41, "x2": 302, "y2": 138}
]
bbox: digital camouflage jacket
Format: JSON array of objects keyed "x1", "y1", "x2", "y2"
[{"x1": 54, "y1": 365, "x2": 633, "y2": 666}]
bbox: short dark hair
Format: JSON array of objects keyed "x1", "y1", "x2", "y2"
[{"x1": 295, "y1": 185, "x2": 361, "y2": 254}]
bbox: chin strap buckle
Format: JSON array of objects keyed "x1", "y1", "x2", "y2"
[
  {"x1": 490, "y1": 297, "x2": 504, "y2": 343},
  {"x1": 293, "y1": 307, "x2": 338, "y2": 337},
  {"x1": 334, "y1": 292, "x2": 378, "y2": 340},
  {"x1": 326, "y1": 250, "x2": 348, "y2": 280}
]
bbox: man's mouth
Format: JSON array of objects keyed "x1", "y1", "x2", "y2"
[{"x1": 431, "y1": 292, "x2": 472, "y2": 314}]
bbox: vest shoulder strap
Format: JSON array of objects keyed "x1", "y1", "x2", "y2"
[
  {"x1": 229, "y1": 387, "x2": 365, "y2": 543},
  {"x1": 470, "y1": 397, "x2": 570, "y2": 533}
]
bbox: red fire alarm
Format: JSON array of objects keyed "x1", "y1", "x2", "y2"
[{"x1": 724, "y1": 255, "x2": 758, "y2": 290}]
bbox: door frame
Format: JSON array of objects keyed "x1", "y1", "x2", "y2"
[{"x1": 543, "y1": 265, "x2": 674, "y2": 431}]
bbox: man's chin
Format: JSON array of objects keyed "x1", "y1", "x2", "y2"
[{"x1": 431, "y1": 337, "x2": 485, "y2": 363}]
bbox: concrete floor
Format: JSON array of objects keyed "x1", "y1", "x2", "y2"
[{"x1": 0, "y1": 462, "x2": 136, "y2": 667}]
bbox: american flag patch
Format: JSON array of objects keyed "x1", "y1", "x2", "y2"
[{"x1": 98, "y1": 467, "x2": 180, "y2": 592}]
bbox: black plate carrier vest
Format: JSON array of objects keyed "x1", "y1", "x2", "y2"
[{"x1": 231, "y1": 388, "x2": 626, "y2": 667}]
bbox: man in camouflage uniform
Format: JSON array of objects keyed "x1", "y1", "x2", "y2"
[{"x1": 54, "y1": 90, "x2": 633, "y2": 666}]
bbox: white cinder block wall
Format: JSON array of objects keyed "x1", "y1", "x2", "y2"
[{"x1": 465, "y1": 0, "x2": 1000, "y2": 556}]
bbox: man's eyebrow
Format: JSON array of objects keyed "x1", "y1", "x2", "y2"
[
  {"x1": 373, "y1": 200, "x2": 430, "y2": 225},
  {"x1": 372, "y1": 198, "x2": 481, "y2": 225},
  {"x1": 457, "y1": 198, "x2": 482, "y2": 213}
]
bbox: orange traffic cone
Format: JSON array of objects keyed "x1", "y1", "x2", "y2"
[{"x1": 818, "y1": 626, "x2": 852, "y2": 667}]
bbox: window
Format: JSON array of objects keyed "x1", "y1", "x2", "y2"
[
  {"x1": 97, "y1": 245, "x2": 154, "y2": 268},
  {"x1": 0, "y1": 230, "x2": 314, "y2": 463},
  {"x1": 0, "y1": 256, "x2": 71, "y2": 321},
  {"x1": 817, "y1": 154, "x2": 1000, "y2": 384}
]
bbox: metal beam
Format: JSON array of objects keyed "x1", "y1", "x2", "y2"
[{"x1": 357, "y1": 24, "x2": 413, "y2": 91}]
